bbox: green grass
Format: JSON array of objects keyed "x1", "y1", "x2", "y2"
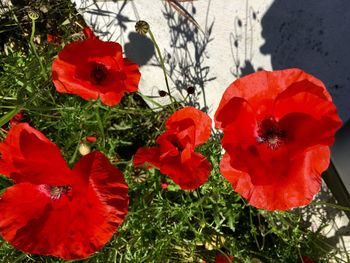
[{"x1": 0, "y1": 0, "x2": 349, "y2": 262}]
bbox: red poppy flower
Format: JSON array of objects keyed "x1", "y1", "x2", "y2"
[
  {"x1": 214, "y1": 252, "x2": 234, "y2": 263},
  {"x1": 0, "y1": 123, "x2": 128, "y2": 260},
  {"x1": 215, "y1": 69, "x2": 342, "y2": 210},
  {"x1": 52, "y1": 27, "x2": 141, "y2": 106},
  {"x1": 133, "y1": 106, "x2": 212, "y2": 190}
]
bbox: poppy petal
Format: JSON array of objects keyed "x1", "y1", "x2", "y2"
[
  {"x1": 273, "y1": 79, "x2": 341, "y2": 124},
  {"x1": 123, "y1": 58, "x2": 141, "y2": 92},
  {"x1": 221, "y1": 146, "x2": 330, "y2": 210},
  {"x1": 279, "y1": 112, "x2": 342, "y2": 154},
  {"x1": 219, "y1": 98, "x2": 257, "y2": 150},
  {"x1": 133, "y1": 147, "x2": 161, "y2": 169},
  {"x1": 215, "y1": 68, "x2": 325, "y2": 128},
  {"x1": 99, "y1": 91, "x2": 124, "y2": 106},
  {"x1": 166, "y1": 106, "x2": 211, "y2": 146},
  {"x1": 0, "y1": 123, "x2": 70, "y2": 185},
  {"x1": 72, "y1": 150, "x2": 129, "y2": 229},
  {"x1": 160, "y1": 151, "x2": 211, "y2": 190}
]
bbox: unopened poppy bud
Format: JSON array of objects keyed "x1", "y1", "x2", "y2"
[
  {"x1": 85, "y1": 136, "x2": 97, "y2": 143},
  {"x1": 135, "y1": 20, "x2": 150, "y2": 35},
  {"x1": 28, "y1": 10, "x2": 39, "y2": 20},
  {"x1": 79, "y1": 143, "x2": 90, "y2": 156},
  {"x1": 187, "y1": 86, "x2": 195, "y2": 94},
  {"x1": 158, "y1": 90, "x2": 167, "y2": 97},
  {"x1": 160, "y1": 178, "x2": 168, "y2": 189}
]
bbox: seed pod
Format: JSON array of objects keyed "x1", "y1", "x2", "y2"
[
  {"x1": 187, "y1": 86, "x2": 195, "y2": 94},
  {"x1": 158, "y1": 90, "x2": 167, "y2": 97},
  {"x1": 135, "y1": 20, "x2": 150, "y2": 35}
]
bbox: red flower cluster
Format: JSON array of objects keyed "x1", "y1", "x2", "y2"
[
  {"x1": 133, "y1": 106, "x2": 212, "y2": 190},
  {"x1": 0, "y1": 123, "x2": 129, "y2": 259},
  {"x1": 215, "y1": 69, "x2": 341, "y2": 210},
  {"x1": 52, "y1": 27, "x2": 140, "y2": 106}
]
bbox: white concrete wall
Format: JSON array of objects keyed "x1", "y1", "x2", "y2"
[{"x1": 72, "y1": 0, "x2": 350, "y2": 124}]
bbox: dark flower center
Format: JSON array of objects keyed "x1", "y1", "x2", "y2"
[
  {"x1": 90, "y1": 63, "x2": 108, "y2": 84},
  {"x1": 49, "y1": 185, "x2": 71, "y2": 200},
  {"x1": 257, "y1": 117, "x2": 287, "y2": 150},
  {"x1": 170, "y1": 139, "x2": 184, "y2": 152}
]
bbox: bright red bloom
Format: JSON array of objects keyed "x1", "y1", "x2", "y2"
[
  {"x1": 215, "y1": 69, "x2": 342, "y2": 210},
  {"x1": 133, "y1": 106, "x2": 212, "y2": 190},
  {"x1": 0, "y1": 123, "x2": 129, "y2": 260},
  {"x1": 52, "y1": 27, "x2": 140, "y2": 106},
  {"x1": 214, "y1": 252, "x2": 234, "y2": 263}
]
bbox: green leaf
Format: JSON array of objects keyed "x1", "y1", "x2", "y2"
[{"x1": 0, "y1": 107, "x2": 21, "y2": 127}]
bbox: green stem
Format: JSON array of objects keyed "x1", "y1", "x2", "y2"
[
  {"x1": 29, "y1": 18, "x2": 46, "y2": 77},
  {"x1": 147, "y1": 28, "x2": 175, "y2": 107},
  {"x1": 137, "y1": 92, "x2": 163, "y2": 108},
  {"x1": 68, "y1": 130, "x2": 83, "y2": 166},
  {"x1": 95, "y1": 104, "x2": 106, "y2": 147}
]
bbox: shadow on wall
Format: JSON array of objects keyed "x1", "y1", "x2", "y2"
[
  {"x1": 229, "y1": 2, "x2": 264, "y2": 79},
  {"x1": 260, "y1": 0, "x2": 350, "y2": 122},
  {"x1": 83, "y1": 0, "x2": 155, "y2": 66},
  {"x1": 161, "y1": 1, "x2": 216, "y2": 113}
]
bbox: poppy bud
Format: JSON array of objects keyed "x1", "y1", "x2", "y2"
[
  {"x1": 28, "y1": 10, "x2": 39, "y2": 20},
  {"x1": 135, "y1": 20, "x2": 150, "y2": 35},
  {"x1": 158, "y1": 90, "x2": 167, "y2": 97},
  {"x1": 160, "y1": 178, "x2": 169, "y2": 189},
  {"x1": 85, "y1": 136, "x2": 97, "y2": 143},
  {"x1": 187, "y1": 86, "x2": 195, "y2": 94}
]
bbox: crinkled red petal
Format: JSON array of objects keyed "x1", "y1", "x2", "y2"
[
  {"x1": 160, "y1": 151, "x2": 211, "y2": 190},
  {"x1": 215, "y1": 68, "x2": 328, "y2": 128},
  {"x1": 166, "y1": 106, "x2": 211, "y2": 146},
  {"x1": 279, "y1": 112, "x2": 341, "y2": 155},
  {"x1": 133, "y1": 147, "x2": 161, "y2": 168},
  {"x1": 221, "y1": 145, "x2": 330, "y2": 210},
  {"x1": 273, "y1": 79, "x2": 341, "y2": 126},
  {"x1": 123, "y1": 58, "x2": 141, "y2": 92},
  {"x1": 0, "y1": 123, "x2": 71, "y2": 185}
]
